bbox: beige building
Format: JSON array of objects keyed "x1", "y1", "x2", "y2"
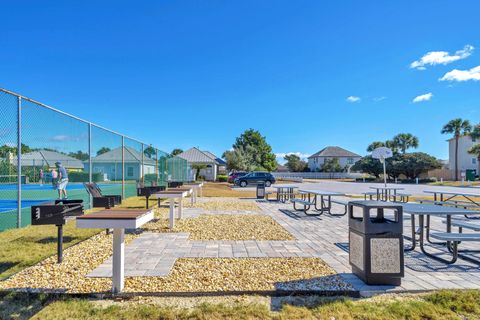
[
  {"x1": 307, "y1": 146, "x2": 362, "y2": 172},
  {"x1": 448, "y1": 135, "x2": 479, "y2": 178}
]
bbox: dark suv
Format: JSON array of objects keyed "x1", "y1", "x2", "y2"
[{"x1": 234, "y1": 172, "x2": 275, "y2": 187}]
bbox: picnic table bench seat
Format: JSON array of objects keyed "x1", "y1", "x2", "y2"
[
  {"x1": 429, "y1": 232, "x2": 480, "y2": 264},
  {"x1": 330, "y1": 199, "x2": 348, "y2": 215},
  {"x1": 397, "y1": 192, "x2": 411, "y2": 202},
  {"x1": 443, "y1": 219, "x2": 480, "y2": 231},
  {"x1": 290, "y1": 198, "x2": 316, "y2": 214},
  {"x1": 363, "y1": 192, "x2": 377, "y2": 200}
]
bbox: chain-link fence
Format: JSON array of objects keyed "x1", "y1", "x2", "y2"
[{"x1": 0, "y1": 88, "x2": 189, "y2": 231}]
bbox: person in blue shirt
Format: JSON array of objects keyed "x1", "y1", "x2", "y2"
[{"x1": 55, "y1": 162, "x2": 69, "y2": 199}]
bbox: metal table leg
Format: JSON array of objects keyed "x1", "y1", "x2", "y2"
[
  {"x1": 112, "y1": 228, "x2": 125, "y2": 293},
  {"x1": 404, "y1": 214, "x2": 416, "y2": 252},
  {"x1": 169, "y1": 198, "x2": 175, "y2": 229},
  {"x1": 419, "y1": 215, "x2": 457, "y2": 264}
]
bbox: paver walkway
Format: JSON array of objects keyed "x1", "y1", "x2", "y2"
[{"x1": 89, "y1": 198, "x2": 480, "y2": 296}]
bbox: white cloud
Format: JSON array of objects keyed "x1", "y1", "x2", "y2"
[
  {"x1": 439, "y1": 65, "x2": 480, "y2": 82},
  {"x1": 346, "y1": 96, "x2": 360, "y2": 103},
  {"x1": 412, "y1": 92, "x2": 433, "y2": 103},
  {"x1": 275, "y1": 152, "x2": 310, "y2": 164},
  {"x1": 410, "y1": 45, "x2": 474, "y2": 70},
  {"x1": 373, "y1": 96, "x2": 386, "y2": 102}
]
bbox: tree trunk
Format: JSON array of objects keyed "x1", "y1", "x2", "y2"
[{"x1": 455, "y1": 135, "x2": 459, "y2": 181}]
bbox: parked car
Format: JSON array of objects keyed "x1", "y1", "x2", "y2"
[
  {"x1": 234, "y1": 172, "x2": 275, "y2": 187},
  {"x1": 228, "y1": 171, "x2": 248, "y2": 183}
]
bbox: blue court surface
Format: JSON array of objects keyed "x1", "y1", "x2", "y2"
[
  {"x1": 0, "y1": 199, "x2": 51, "y2": 213},
  {"x1": 0, "y1": 183, "x2": 120, "y2": 191}
]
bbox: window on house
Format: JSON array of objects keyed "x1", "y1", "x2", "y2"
[
  {"x1": 347, "y1": 158, "x2": 354, "y2": 165},
  {"x1": 127, "y1": 166, "x2": 134, "y2": 177},
  {"x1": 473, "y1": 158, "x2": 477, "y2": 165}
]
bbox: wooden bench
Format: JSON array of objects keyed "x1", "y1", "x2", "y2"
[{"x1": 430, "y1": 232, "x2": 480, "y2": 263}]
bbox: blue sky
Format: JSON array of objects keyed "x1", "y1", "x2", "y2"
[{"x1": 1, "y1": 1, "x2": 479, "y2": 163}]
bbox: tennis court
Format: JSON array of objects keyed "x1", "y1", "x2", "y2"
[{"x1": 0, "y1": 199, "x2": 50, "y2": 213}]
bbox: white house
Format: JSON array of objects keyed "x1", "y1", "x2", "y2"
[
  {"x1": 307, "y1": 146, "x2": 362, "y2": 172},
  {"x1": 85, "y1": 146, "x2": 155, "y2": 181},
  {"x1": 176, "y1": 147, "x2": 226, "y2": 181},
  {"x1": 448, "y1": 135, "x2": 479, "y2": 178}
]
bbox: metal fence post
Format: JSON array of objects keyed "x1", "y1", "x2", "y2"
[
  {"x1": 141, "y1": 143, "x2": 144, "y2": 184},
  {"x1": 121, "y1": 136, "x2": 125, "y2": 199},
  {"x1": 155, "y1": 148, "x2": 159, "y2": 184},
  {"x1": 17, "y1": 96, "x2": 22, "y2": 228},
  {"x1": 88, "y1": 123, "x2": 92, "y2": 207}
]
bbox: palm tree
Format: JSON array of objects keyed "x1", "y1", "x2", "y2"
[
  {"x1": 385, "y1": 140, "x2": 399, "y2": 154},
  {"x1": 471, "y1": 123, "x2": 480, "y2": 140},
  {"x1": 366, "y1": 141, "x2": 386, "y2": 152},
  {"x1": 441, "y1": 118, "x2": 472, "y2": 181},
  {"x1": 392, "y1": 133, "x2": 419, "y2": 153}
]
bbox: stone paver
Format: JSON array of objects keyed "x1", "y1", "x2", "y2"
[{"x1": 89, "y1": 197, "x2": 480, "y2": 295}]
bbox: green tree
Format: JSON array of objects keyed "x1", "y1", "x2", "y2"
[
  {"x1": 225, "y1": 129, "x2": 277, "y2": 171},
  {"x1": 441, "y1": 118, "x2": 472, "y2": 180},
  {"x1": 191, "y1": 164, "x2": 207, "y2": 181},
  {"x1": 284, "y1": 154, "x2": 307, "y2": 172},
  {"x1": 321, "y1": 158, "x2": 343, "y2": 172},
  {"x1": 0, "y1": 144, "x2": 31, "y2": 158},
  {"x1": 366, "y1": 141, "x2": 385, "y2": 152},
  {"x1": 468, "y1": 144, "x2": 480, "y2": 172},
  {"x1": 392, "y1": 133, "x2": 419, "y2": 153},
  {"x1": 351, "y1": 156, "x2": 383, "y2": 178},
  {"x1": 144, "y1": 146, "x2": 156, "y2": 158},
  {"x1": 471, "y1": 123, "x2": 480, "y2": 140},
  {"x1": 171, "y1": 148, "x2": 183, "y2": 156},
  {"x1": 68, "y1": 150, "x2": 89, "y2": 161},
  {"x1": 397, "y1": 152, "x2": 442, "y2": 179},
  {"x1": 96, "y1": 147, "x2": 111, "y2": 156}
]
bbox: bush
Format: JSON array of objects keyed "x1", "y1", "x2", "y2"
[
  {"x1": 144, "y1": 174, "x2": 157, "y2": 184},
  {"x1": 68, "y1": 171, "x2": 102, "y2": 182},
  {"x1": 355, "y1": 177, "x2": 376, "y2": 182},
  {"x1": 217, "y1": 175, "x2": 228, "y2": 182},
  {"x1": 400, "y1": 178, "x2": 437, "y2": 184}
]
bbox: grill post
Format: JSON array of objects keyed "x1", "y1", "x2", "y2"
[{"x1": 57, "y1": 224, "x2": 63, "y2": 263}]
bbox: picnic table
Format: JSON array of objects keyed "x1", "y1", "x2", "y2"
[
  {"x1": 271, "y1": 185, "x2": 298, "y2": 203},
  {"x1": 401, "y1": 203, "x2": 480, "y2": 263},
  {"x1": 76, "y1": 209, "x2": 154, "y2": 293},
  {"x1": 369, "y1": 186, "x2": 404, "y2": 202},
  {"x1": 183, "y1": 182, "x2": 204, "y2": 201},
  {"x1": 296, "y1": 189, "x2": 346, "y2": 216},
  {"x1": 154, "y1": 189, "x2": 191, "y2": 229},
  {"x1": 424, "y1": 190, "x2": 480, "y2": 207}
]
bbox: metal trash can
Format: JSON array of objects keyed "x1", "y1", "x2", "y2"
[
  {"x1": 348, "y1": 200, "x2": 404, "y2": 285},
  {"x1": 466, "y1": 169, "x2": 476, "y2": 181},
  {"x1": 256, "y1": 182, "x2": 265, "y2": 199}
]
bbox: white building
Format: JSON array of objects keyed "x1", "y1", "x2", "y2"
[
  {"x1": 176, "y1": 147, "x2": 226, "y2": 181},
  {"x1": 307, "y1": 146, "x2": 362, "y2": 172},
  {"x1": 448, "y1": 135, "x2": 479, "y2": 178}
]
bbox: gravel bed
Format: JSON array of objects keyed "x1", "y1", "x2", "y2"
[{"x1": 143, "y1": 214, "x2": 294, "y2": 240}]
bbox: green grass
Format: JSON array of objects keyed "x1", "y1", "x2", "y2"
[
  {"x1": 0, "y1": 188, "x2": 152, "y2": 280},
  {"x1": 1, "y1": 290, "x2": 478, "y2": 320},
  {"x1": 0, "y1": 219, "x2": 102, "y2": 280}
]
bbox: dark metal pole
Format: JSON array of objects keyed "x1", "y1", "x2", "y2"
[{"x1": 57, "y1": 224, "x2": 63, "y2": 263}]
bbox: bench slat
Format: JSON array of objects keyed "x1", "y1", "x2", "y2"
[
  {"x1": 290, "y1": 198, "x2": 314, "y2": 206},
  {"x1": 444, "y1": 220, "x2": 480, "y2": 232},
  {"x1": 430, "y1": 232, "x2": 480, "y2": 241}
]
